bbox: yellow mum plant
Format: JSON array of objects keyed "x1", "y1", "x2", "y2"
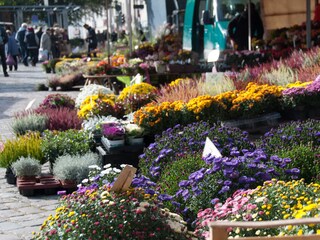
[{"x1": 77, "y1": 93, "x2": 117, "y2": 120}]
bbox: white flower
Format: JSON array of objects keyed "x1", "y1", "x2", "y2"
[
  {"x1": 88, "y1": 165, "x2": 101, "y2": 170},
  {"x1": 82, "y1": 179, "x2": 89, "y2": 183},
  {"x1": 103, "y1": 164, "x2": 112, "y2": 169},
  {"x1": 120, "y1": 164, "x2": 127, "y2": 169},
  {"x1": 112, "y1": 168, "x2": 121, "y2": 173}
]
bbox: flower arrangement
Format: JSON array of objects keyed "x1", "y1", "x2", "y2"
[
  {"x1": 229, "y1": 83, "x2": 284, "y2": 118},
  {"x1": 118, "y1": 83, "x2": 157, "y2": 102},
  {"x1": 36, "y1": 93, "x2": 75, "y2": 110},
  {"x1": 124, "y1": 123, "x2": 145, "y2": 138},
  {"x1": 75, "y1": 84, "x2": 114, "y2": 108},
  {"x1": 138, "y1": 121, "x2": 254, "y2": 182},
  {"x1": 118, "y1": 83, "x2": 157, "y2": 113},
  {"x1": 33, "y1": 168, "x2": 194, "y2": 240},
  {"x1": 174, "y1": 149, "x2": 300, "y2": 219},
  {"x1": 134, "y1": 42, "x2": 155, "y2": 59},
  {"x1": 194, "y1": 179, "x2": 320, "y2": 239},
  {"x1": 111, "y1": 54, "x2": 126, "y2": 67},
  {"x1": 101, "y1": 122, "x2": 125, "y2": 140},
  {"x1": 77, "y1": 93, "x2": 124, "y2": 120}
]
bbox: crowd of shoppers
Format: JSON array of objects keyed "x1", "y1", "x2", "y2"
[{"x1": 0, "y1": 22, "x2": 72, "y2": 77}]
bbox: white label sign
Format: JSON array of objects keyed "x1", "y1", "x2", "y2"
[{"x1": 202, "y1": 137, "x2": 222, "y2": 158}]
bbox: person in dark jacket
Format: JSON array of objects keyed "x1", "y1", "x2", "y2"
[
  {"x1": 15, "y1": 23, "x2": 28, "y2": 66},
  {"x1": 0, "y1": 25, "x2": 9, "y2": 76},
  {"x1": 6, "y1": 30, "x2": 19, "y2": 71},
  {"x1": 83, "y1": 23, "x2": 98, "y2": 57},
  {"x1": 24, "y1": 27, "x2": 39, "y2": 66},
  {"x1": 227, "y1": 3, "x2": 264, "y2": 51}
]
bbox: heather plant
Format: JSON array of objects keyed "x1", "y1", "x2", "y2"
[
  {"x1": 33, "y1": 183, "x2": 194, "y2": 239},
  {"x1": 41, "y1": 129, "x2": 93, "y2": 165},
  {"x1": 194, "y1": 179, "x2": 320, "y2": 239},
  {"x1": 258, "y1": 119, "x2": 320, "y2": 155},
  {"x1": 175, "y1": 149, "x2": 300, "y2": 222},
  {"x1": 36, "y1": 107, "x2": 82, "y2": 131},
  {"x1": 261, "y1": 64, "x2": 296, "y2": 86},
  {"x1": 0, "y1": 133, "x2": 45, "y2": 168},
  {"x1": 12, "y1": 113, "x2": 48, "y2": 136},
  {"x1": 53, "y1": 152, "x2": 101, "y2": 183},
  {"x1": 36, "y1": 93, "x2": 75, "y2": 110},
  {"x1": 139, "y1": 121, "x2": 254, "y2": 182}
]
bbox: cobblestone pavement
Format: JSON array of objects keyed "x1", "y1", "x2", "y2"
[{"x1": 0, "y1": 63, "x2": 80, "y2": 239}]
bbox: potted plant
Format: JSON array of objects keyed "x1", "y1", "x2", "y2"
[
  {"x1": 53, "y1": 152, "x2": 100, "y2": 189},
  {"x1": 124, "y1": 123, "x2": 145, "y2": 145},
  {"x1": 101, "y1": 122, "x2": 126, "y2": 148},
  {"x1": 11, "y1": 156, "x2": 41, "y2": 182}
]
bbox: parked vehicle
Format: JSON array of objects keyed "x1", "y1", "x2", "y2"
[{"x1": 183, "y1": 0, "x2": 316, "y2": 61}]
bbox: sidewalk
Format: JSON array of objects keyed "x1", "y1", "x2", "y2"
[{"x1": 0, "y1": 63, "x2": 80, "y2": 239}]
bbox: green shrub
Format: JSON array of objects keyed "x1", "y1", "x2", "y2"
[
  {"x1": 11, "y1": 156, "x2": 42, "y2": 177},
  {"x1": 158, "y1": 152, "x2": 206, "y2": 196},
  {"x1": 12, "y1": 113, "x2": 48, "y2": 136},
  {"x1": 259, "y1": 119, "x2": 320, "y2": 155},
  {"x1": 0, "y1": 133, "x2": 45, "y2": 168},
  {"x1": 274, "y1": 143, "x2": 320, "y2": 183},
  {"x1": 53, "y1": 152, "x2": 100, "y2": 183},
  {"x1": 41, "y1": 129, "x2": 93, "y2": 164}
]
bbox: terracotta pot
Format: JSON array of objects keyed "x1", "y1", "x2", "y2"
[
  {"x1": 18, "y1": 176, "x2": 37, "y2": 182},
  {"x1": 60, "y1": 179, "x2": 77, "y2": 187}
]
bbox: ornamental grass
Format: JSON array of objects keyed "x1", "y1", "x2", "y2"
[{"x1": 195, "y1": 179, "x2": 320, "y2": 239}]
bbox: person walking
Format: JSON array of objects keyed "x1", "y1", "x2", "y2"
[
  {"x1": 6, "y1": 30, "x2": 19, "y2": 71},
  {"x1": 0, "y1": 25, "x2": 9, "y2": 77},
  {"x1": 15, "y1": 23, "x2": 28, "y2": 66},
  {"x1": 39, "y1": 28, "x2": 52, "y2": 61},
  {"x1": 24, "y1": 27, "x2": 39, "y2": 66},
  {"x1": 227, "y1": 3, "x2": 264, "y2": 51},
  {"x1": 83, "y1": 23, "x2": 98, "y2": 57}
]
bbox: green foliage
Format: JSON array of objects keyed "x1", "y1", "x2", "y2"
[
  {"x1": 12, "y1": 113, "x2": 48, "y2": 136},
  {"x1": 158, "y1": 152, "x2": 206, "y2": 196},
  {"x1": 41, "y1": 129, "x2": 93, "y2": 164},
  {"x1": 0, "y1": 133, "x2": 45, "y2": 168},
  {"x1": 258, "y1": 119, "x2": 320, "y2": 155},
  {"x1": 11, "y1": 156, "x2": 41, "y2": 177},
  {"x1": 274, "y1": 143, "x2": 320, "y2": 183},
  {"x1": 53, "y1": 152, "x2": 100, "y2": 183}
]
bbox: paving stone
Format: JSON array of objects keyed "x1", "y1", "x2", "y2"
[
  {"x1": 0, "y1": 234, "x2": 21, "y2": 240},
  {"x1": 0, "y1": 64, "x2": 80, "y2": 238},
  {"x1": 0, "y1": 222, "x2": 24, "y2": 231}
]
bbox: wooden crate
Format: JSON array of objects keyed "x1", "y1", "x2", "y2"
[{"x1": 209, "y1": 218, "x2": 320, "y2": 240}]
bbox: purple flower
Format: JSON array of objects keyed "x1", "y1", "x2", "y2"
[
  {"x1": 57, "y1": 190, "x2": 67, "y2": 195},
  {"x1": 158, "y1": 194, "x2": 173, "y2": 201},
  {"x1": 179, "y1": 180, "x2": 189, "y2": 188}
]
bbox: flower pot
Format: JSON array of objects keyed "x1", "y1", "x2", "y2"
[
  {"x1": 45, "y1": 68, "x2": 51, "y2": 73},
  {"x1": 107, "y1": 138, "x2": 125, "y2": 148},
  {"x1": 60, "y1": 179, "x2": 77, "y2": 187},
  {"x1": 18, "y1": 176, "x2": 37, "y2": 182},
  {"x1": 127, "y1": 137, "x2": 144, "y2": 145},
  {"x1": 5, "y1": 167, "x2": 16, "y2": 185}
]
